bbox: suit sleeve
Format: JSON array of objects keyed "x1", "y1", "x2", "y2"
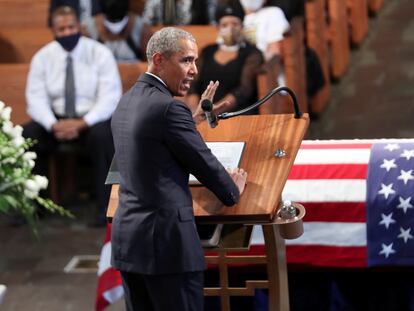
[{"x1": 164, "y1": 101, "x2": 240, "y2": 206}]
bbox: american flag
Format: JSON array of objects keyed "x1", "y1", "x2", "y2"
[
  {"x1": 95, "y1": 224, "x2": 123, "y2": 311},
  {"x1": 366, "y1": 142, "x2": 414, "y2": 266},
  {"x1": 96, "y1": 139, "x2": 414, "y2": 310}
]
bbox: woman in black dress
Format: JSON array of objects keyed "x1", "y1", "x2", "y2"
[{"x1": 186, "y1": 3, "x2": 264, "y2": 115}]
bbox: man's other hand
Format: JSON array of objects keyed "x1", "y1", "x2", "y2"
[{"x1": 228, "y1": 168, "x2": 248, "y2": 195}]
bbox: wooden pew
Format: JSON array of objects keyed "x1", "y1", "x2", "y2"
[
  {"x1": 118, "y1": 62, "x2": 148, "y2": 92},
  {"x1": 0, "y1": 0, "x2": 49, "y2": 28},
  {"x1": 0, "y1": 63, "x2": 30, "y2": 125},
  {"x1": 305, "y1": 0, "x2": 331, "y2": 115},
  {"x1": 257, "y1": 17, "x2": 308, "y2": 115},
  {"x1": 347, "y1": 0, "x2": 369, "y2": 45},
  {"x1": 0, "y1": 25, "x2": 217, "y2": 63},
  {"x1": 369, "y1": 0, "x2": 385, "y2": 14},
  {"x1": 281, "y1": 17, "x2": 307, "y2": 113},
  {"x1": 0, "y1": 27, "x2": 52, "y2": 63},
  {"x1": 326, "y1": 0, "x2": 350, "y2": 79},
  {"x1": 0, "y1": 62, "x2": 147, "y2": 125}
]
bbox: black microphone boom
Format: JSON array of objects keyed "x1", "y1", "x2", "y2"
[
  {"x1": 217, "y1": 86, "x2": 303, "y2": 120},
  {"x1": 200, "y1": 99, "x2": 218, "y2": 128}
]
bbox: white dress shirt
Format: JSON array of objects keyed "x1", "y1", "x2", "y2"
[{"x1": 26, "y1": 36, "x2": 122, "y2": 131}]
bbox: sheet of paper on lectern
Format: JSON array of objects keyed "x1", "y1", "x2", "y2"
[{"x1": 189, "y1": 141, "x2": 246, "y2": 185}]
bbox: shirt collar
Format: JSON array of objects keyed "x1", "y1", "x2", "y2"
[{"x1": 145, "y1": 72, "x2": 167, "y2": 88}]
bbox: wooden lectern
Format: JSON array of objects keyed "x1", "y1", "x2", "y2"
[{"x1": 107, "y1": 113, "x2": 309, "y2": 311}]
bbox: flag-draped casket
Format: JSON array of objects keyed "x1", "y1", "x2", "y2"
[{"x1": 96, "y1": 139, "x2": 414, "y2": 310}]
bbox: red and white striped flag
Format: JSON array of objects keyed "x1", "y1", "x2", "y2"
[
  {"x1": 95, "y1": 139, "x2": 414, "y2": 309},
  {"x1": 95, "y1": 224, "x2": 123, "y2": 311}
]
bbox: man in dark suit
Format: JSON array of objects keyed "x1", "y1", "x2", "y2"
[{"x1": 111, "y1": 27, "x2": 247, "y2": 311}]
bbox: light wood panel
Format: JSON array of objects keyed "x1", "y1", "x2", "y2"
[{"x1": 192, "y1": 113, "x2": 309, "y2": 223}]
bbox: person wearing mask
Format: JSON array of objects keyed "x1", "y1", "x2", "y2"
[
  {"x1": 186, "y1": 3, "x2": 263, "y2": 115},
  {"x1": 24, "y1": 5, "x2": 122, "y2": 226},
  {"x1": 84, "y1": 0, "x2": 152, "y2": 62}
]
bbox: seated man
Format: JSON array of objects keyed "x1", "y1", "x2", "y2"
[
  {"x1": 23, "y1": 5, "x2": 122, "y2": 226},
  {"x1": 186, "y1": 3, "x2": 264, "y2": 115}
]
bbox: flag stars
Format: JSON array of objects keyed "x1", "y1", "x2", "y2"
[
  {"x1": 397, "y1": 196, "x2": 413, "y2": 214},
  {"x1": 379, "y1": 243, "x2": 396, "y2": 258},
  {"x1": 398, "y1": 227, "x2": 413, "y2": 243},
  {"x1": 378, "y1": 183, "x2": 395, "y2": 199},
  {"x1": 397, "y1": 169, "x2": 414, "y2": 185},
  {"x1": 400, "y1": 149, "x2": 414, "y2": 160},
  {"x1": 379, "y1": 213, "x2": 396, "y2": 229},
  {"x1": 384, "y1": 143, "x2": 400, "y2": 152},
  {"x1": 380, "y1": 158, "x2": 397, "y2": 172}
]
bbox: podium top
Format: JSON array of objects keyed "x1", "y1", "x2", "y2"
[
  {"x1": 192, "y1": 113, "x2": 309, "y2": 224},
  {"x1": 106, "y1": 113, "x2": 309, "y2": 224}
]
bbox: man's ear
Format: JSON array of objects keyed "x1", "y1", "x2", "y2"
[{"x1": 152, "y1": 53, "x2": 163, "y2": 67}]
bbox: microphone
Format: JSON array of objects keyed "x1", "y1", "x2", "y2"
[
  {"x1": 201, "y1": 99, "x2": 218, "y2": 128},
  {"x1": 218, "y1": 86, "x2": 303, "y2": 120}
]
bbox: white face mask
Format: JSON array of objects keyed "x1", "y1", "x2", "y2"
[
  {"x1": 240, "y1": 0, "x2": 264, "y2": 12},
  {"x1": 103, "y1": 15, "x2": 129, "y2": 34}
]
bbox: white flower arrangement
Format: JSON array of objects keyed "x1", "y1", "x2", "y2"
[{"x1": 0, "y1": 101, "x2": 72, "y2": 235}]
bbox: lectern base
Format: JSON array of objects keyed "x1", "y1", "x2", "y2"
[{"x1": 204, "y1": 224, "x2": 289, "y2": 311}]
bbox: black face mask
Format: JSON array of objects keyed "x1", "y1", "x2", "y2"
[{"x1": 55, "y1": 33, "x2": 81, "y2": 51}]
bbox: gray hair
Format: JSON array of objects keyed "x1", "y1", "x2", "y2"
[{"x1": 146, "y1": 27, "x2": 196, "y2": 62}]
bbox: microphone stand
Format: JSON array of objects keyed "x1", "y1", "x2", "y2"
[{"x1": 217, "y1": 86, "x2": 303, "y2": 120}]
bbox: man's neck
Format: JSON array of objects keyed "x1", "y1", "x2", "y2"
[{"x1": 145, "y1": 72, "x2": 167, "y2": 87}]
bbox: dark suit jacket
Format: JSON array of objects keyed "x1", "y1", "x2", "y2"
[{"x1": 111, "y1": 73, "x2": 240, "y2": 275}]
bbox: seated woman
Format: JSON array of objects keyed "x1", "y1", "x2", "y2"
[
  {"x1": 186, "y1": 4, "x2": 264, "y2": 115},
  {"x1": 83, "y1": 0, "x2": 152, "y2": 62}
]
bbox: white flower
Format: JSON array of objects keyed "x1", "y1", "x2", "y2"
[
  {"x1": 2, "y1": 158, "x2": 16, "y2": 164},
  {"x1": 25, "y1": 179, "x2": 39, "y2": 192},
  {"x1": 2, "y1": 121, "x2": 13, "y2": 135},
  {"x1": 10, "y1": 125, "x2": 23, "y2": 139},
  {"x1": 33, "y1": 175, "x2": 48, "y2": 190},
  {"x1": 0, "y1": 106, "x2": 12, "y2": 121},
  {"x1": 27, "y1": 159, "x2": 35, "y2": 168},
  {"x1": 12, "y1": 136, "x2": 25, "y2": 148},
  {"x1": 0, "y1": 100, "x2": 4, "y2": 111},
  {"x1": 23, "y1": 152, "x2": 37, "y2": 161},
  {"x1": 0, "y1": 146, "x2": 13, "y2": 156},
  {"x1": 24, "y1": 189, "x2": 38, "y2": 199},
  {"x1": 16, "y1": 148, "x2": 25, "y2": 156}
]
